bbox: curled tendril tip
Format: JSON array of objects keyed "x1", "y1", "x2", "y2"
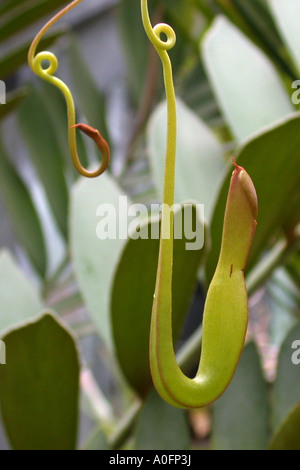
[{"x1": 28, "y1": 0, "x2": 110, "y2": 178}]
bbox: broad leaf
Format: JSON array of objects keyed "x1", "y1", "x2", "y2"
[
  {"x1": 272, "y1": 321, "x2": 300, "y2": 430},
  {"x1": 0, "y1": 137, "x2": 47, "y2": 276},
  {"x1": 135, "y1": 389, "x2": 190, "y2": 450},
  {"x1": 0, "y1": 250, "x2": 42, "y2": 333},
  {"x1": 0, "y1": 0, "x2": 71, "y2": 43},
  {"x1": 70, "y1": 172, "x2": 129, "y2": 349},
  {"x1": 0, "y1": 29, "x2": 66, "y2": 80},
  {"x1": 0, "y1": 88, "x2": 28, "y2": 121},
  {"x1": 270, "y1": 402, "x2": 300, "y2": 450},
  {"x1": 212, "y1": 342, "x2": 270, "y2": 450},
  {"x1": 18, "y1": 88, "x2": 69, "y2": 237},
  {"x1": 269, "y1": 0, "x2": 300, "y2": 69},
  {"x1": 0, "y1": 312, "x2": 80, "y2": 450},
  {"x1": 0, "y1": 0, "x2": 36, "y2": 16},
  {"x1": 83, "y1": 427, "x2": 109, "y2": 450},
  {"x1": 118, "y1": 0, "x2": 155, "y2": 104},
  {"x1": 202, "y1": 16, "x2": 293, "y2": 142}
]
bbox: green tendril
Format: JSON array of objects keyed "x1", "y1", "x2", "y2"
[
  {"x1": 28, "y1": 0, "x2": 110, "y2": 178},
  {"x1": 142, "y1": 0, "x2": 258, "y2": 409}
]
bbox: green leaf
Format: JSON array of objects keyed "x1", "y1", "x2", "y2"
[
  {"x1": 0, "y1": 312, "x2": 80, "y2": 450},
  {"x1": 67, "y1": 38, "x2": 109, "y2": 144},
  {"x1": 267, "y1": 288, "x2": 297, "y2": 349},
  {"x1": 269, "y1": 0, "x2": 300, "y2": 69},
  {"x1": 213, "y1": 0, "x2": 296, "y2": 81},
  {"x1": 0, "y1": 0, "x2": 35, "y2": 16},
  {"x1": 270, "y1": 402, "x2": 300, "y2": 450},
  {"x1": 202, "y1": 16, "x2": 294, "y2": 142},
  {"x1": 212, "y1": 342, "x2": 270, "y2": 450},
  {"x1": 0, "y1": 88, "x2": 28, "y2": 121},
  {"x1": 286, "y1": 250, "x2": 300, "y2": 286},
  {"x1": 272, "y1": 321, "x2": 300, "y2": 431},
  {"x1": 0, "y1": 250, "x2": 43, "y2": 333},
  {"x1": 111, "y1": 205, "x2": 206, "y2": 396},
  {"x1": 206, "y1": 115, "x2": 300, "y2": 283},
  {"x1": 147, "y1": 99, "x2": 225, "y2": 220},
  {"x1": 18, "y1": 88, "x2": 69, "y2": 237},
  {"x1": 0, "y1": 0, "x2": 72, "y2": 43},
  {"x1": 135, "y1": 389, "x2": 190, "y2": 450},
  {"x1": 118, "y1": 0, "x2": 156, "y2": 104},
  {"x1": 83, "y1": 427, "x2": 109, "y2": 450},
  {"x1": 70, "y1": 172, "x2": 129, "y2": 349},
  {"x1": 0, "y1": 137, "x2": 47, "y2": 276},
  {"x1": 0, "y1": 28, "x2": 66, "y2": 80}
]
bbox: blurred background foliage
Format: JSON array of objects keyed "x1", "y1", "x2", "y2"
[{"x1": 0, "y1": 0, "x2": 299, "y2": 450}]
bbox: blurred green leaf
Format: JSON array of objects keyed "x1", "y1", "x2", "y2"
[
  {"x1": 18, "y1": 88, "x2": 69, "y2": 237},
  {"x1": 270, "y1": 402, "x2": 300, "y2": 450},
  {"x1": 272, "y1": 321, "x2": 300, "y2": 430},
  {"x1": 0, "y1": 0, "x2": 70, "y2": 43},
  {"x1": 206, "y1": 115, "x2": 300, "y2": 283},
  {"x1": 67, "y1": 38, "x2": 110, "y2": 144},
  {"x1": 0, "y1": 312, "x2": 80, "y2": 450},
  {"x1": 267, "y1": 285, "x2": 298, "y2": 349},
  {"x1": 212, "y1": 342, "x2": 270, "y2": 450},
  {"x1": 135, "y1": 389, "x2": 190, "y2": 450},
  {"x1": 0, "y1": 137, "x2": 47, "y2": 276},
  {"x1": 147, "y1": 99, "x2": 225, "y2": 220},
  {"x1": 178, "y1": 62, "x2": 221, "y2": 125},
  {"x1": 0, "y1": 250, "x2": 42, "y2": 333},
  {"x1": 0, "y1": 28, "x2": 66, "y2": 80},
  {"x1": 202, "y1": 16, "x2": 293, "y2": 142},
  {"x1": 118, "y1": 0, "x2": 158, "y2": 104},
  {"x1": 0, "y1": 88, "x2": 28, "y2": 121},
  {"x1": 83, "y1": 426, "x2": 109, "y2": 450},
  {"x1": 0, "y1": 0, "x2": 35, "y2": 16},
  {"x1": 111, "y1": 205, "x2": 206, "y2": 396},
  {"x1": 70, "y1": 172, "x2": 129, "y2": 349},
  {"x1": 194, "y1": 0, "x2": 215, "y2": 21},
  {"x1": 214, "y1": 0, "x2": 296, "y2": 81},
  {"x1": 269, "y1": 0, "x2": 300, "y2": 69},
  {"x1": 286, "y1": 250, "x2": 300, "y2": 287}
]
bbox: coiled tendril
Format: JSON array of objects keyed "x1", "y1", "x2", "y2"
[{"x1": 28, "y1": 0, "x2": 110, "y2": 178}]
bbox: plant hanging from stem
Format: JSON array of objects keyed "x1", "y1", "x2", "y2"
[
  {"x1": 141, "y1": 0, "x2": 258, "y2": 408},
  {"x1": 28, "y1": 0, "x2": 110, "y2": 178}
]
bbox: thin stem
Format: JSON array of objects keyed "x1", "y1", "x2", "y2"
[{"x1": 124, "y1": 5, "x2": 164, "y2": 167}]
